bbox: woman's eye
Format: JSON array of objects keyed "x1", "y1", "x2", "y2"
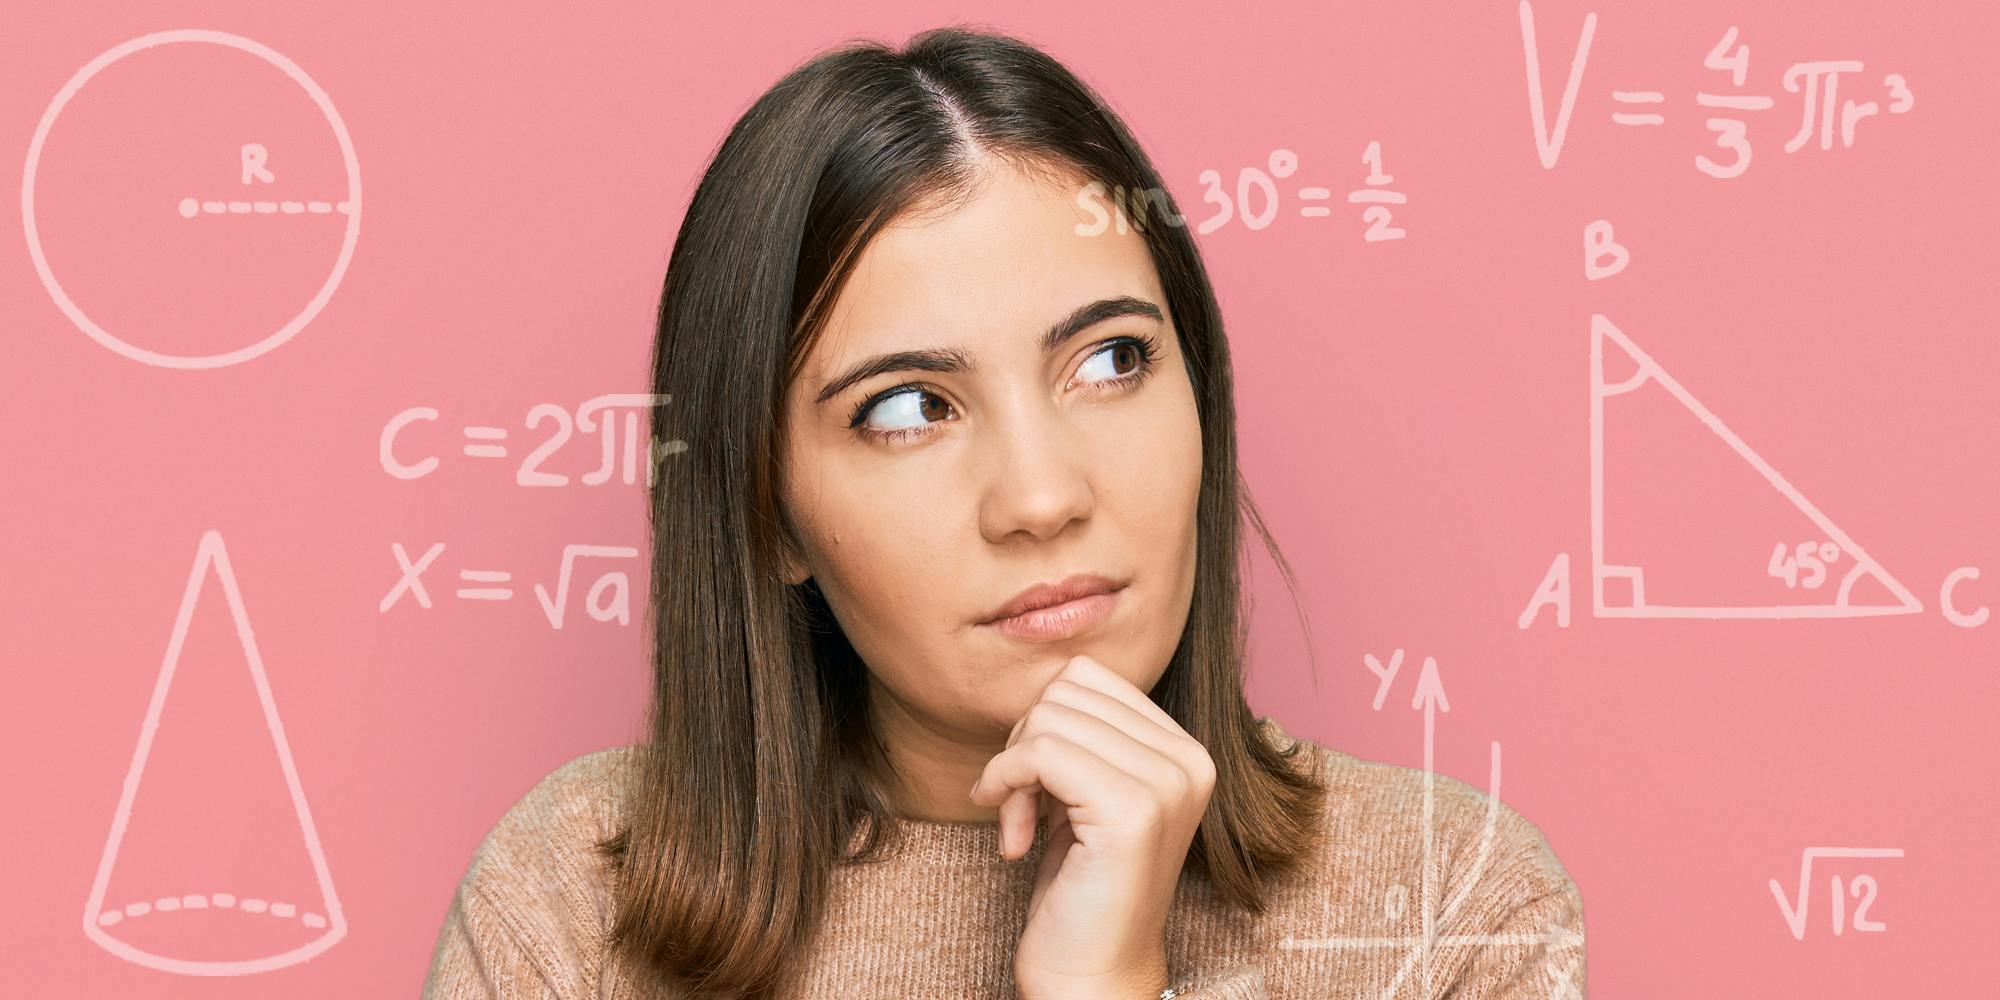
[
  {"x1": 858, "y1": 386, "x2": 952, "y2": 434},
  {"x1": 1076, "y1": 339, "x2": 1145, "y2": 384}
]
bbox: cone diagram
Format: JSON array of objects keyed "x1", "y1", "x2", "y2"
[{"x1": 82, "y1": 529, "x2": 346, "y2": 974}]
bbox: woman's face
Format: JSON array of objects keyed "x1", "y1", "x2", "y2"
[{"x1": 777, "y1": 157, "x2": 1203, "y2": 746}]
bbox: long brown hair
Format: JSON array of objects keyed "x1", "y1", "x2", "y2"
[{"x1": 597, "y1": 24, "x2": 1326, "y2": 998}]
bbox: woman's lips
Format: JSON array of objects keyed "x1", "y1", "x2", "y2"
[{"x1": 980, "y1": 587, "x2": 1122, "y2": 642}]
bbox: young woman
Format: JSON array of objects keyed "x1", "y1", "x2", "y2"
[{"x1": 424, "y1": 25, "x2": 1583, "y2": 1000}]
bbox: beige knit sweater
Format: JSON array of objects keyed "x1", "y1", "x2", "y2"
[{"x1": 422, "y1": 717, "x2": 1585, "y2": 998}]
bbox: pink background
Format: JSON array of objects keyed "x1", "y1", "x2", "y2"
[{"x1": 4, "y1": 1, "x2": 1995, "y2": 995}]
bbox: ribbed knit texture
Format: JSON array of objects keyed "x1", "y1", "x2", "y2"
[{"x1": 422, "y1": 718, "x2": 1584, "y2": 998}]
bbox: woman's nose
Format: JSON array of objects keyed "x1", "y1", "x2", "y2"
[{"x1": 978, "y1": 398, "x2": 1095, "y2": 543}]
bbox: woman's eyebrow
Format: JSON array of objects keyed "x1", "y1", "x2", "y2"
[{"x1": 813, "y1": 295, "x2": 1164, "y2": 405}]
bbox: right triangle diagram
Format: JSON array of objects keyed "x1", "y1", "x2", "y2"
[{"x1": 1589, "y1": 314, "x2": 1922, "y2": 619}]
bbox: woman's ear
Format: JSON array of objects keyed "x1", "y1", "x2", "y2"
[
  {"x1": 778, "y1": 545, "x2": 811, "y2": 586},
  {"x1": 775, "y1": 511, "x2": 813, "y2": 586}
]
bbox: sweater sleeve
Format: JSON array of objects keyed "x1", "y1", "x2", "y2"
[
  {"x1": 420, "y1": 750, "x2": 626, "y2": 1000},
  {"x1": 1427, "y1": 801, "x2": 1588, "y2": 999},
  {"x1": 421, "y1": 878, "x2": 568, "y2": 1000},
  {"x1": 1439, "y1": 881, "x2": 1586, "y2": 999}
]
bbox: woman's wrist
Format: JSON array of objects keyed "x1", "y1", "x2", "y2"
[{"x1": 1015, "y1": 954, "x2": 1171, "y2": 1000}]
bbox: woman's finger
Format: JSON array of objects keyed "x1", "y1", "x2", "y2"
[
  {"x1": 981, "y1": 656, "x2": 1216, "y2": 858},
  {"x1": 969, "y1": 731, "x2": 1156, "y2": 833},
  {"x1": 998, "y1": 785, "x2": 1040, "y2": 857},
  {"x1": 1037, "y1": 679, "x2": 1186, "y2": 762},
  {"x1": 988, "y1": 698, "x2": 1184, "y2": 858},
  {"x1": 1041, "y1": 657, "x2": 1214, "y2": 786},
  {"x1": 1010, "y1": 699, "x2": 1187, "y2": 795},
  {"x1": 1049, "y1": 655, "x2": 1188, "y2": 739}
]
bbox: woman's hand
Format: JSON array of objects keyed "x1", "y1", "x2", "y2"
[{"x1": 968, "y1": 654, "x2": 1217, "y2": 1000}]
